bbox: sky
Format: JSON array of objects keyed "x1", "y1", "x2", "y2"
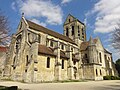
[{"x1": 0, "y1": 0, "x2": 120, "y2": 61}]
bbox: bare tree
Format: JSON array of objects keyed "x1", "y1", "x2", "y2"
[
  {"x1": 112, "y1": 23, "x2": 120, "y2": 51},
  {"x1": 0, "y1": 10, "x2": 10, "y2": 46}
]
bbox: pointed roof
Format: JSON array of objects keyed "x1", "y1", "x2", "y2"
[
  {"x1": 89, "y1": 36, "x2": 93, "y2": 45},
  {"x1": 64, "y1": 14, "x2": 85, "y2": 25}
]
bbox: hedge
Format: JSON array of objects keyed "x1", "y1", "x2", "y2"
[{"x1": 103, "y1": 76, "x2": 120, "y2": 80}]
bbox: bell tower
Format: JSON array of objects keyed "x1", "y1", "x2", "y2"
[{"x1": 63, "y1": 14, "x2": 86, "y2": 44}]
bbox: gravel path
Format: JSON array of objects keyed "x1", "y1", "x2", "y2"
[{"x1": 0, "y1": 80, "x2": 120, "y2": 90}]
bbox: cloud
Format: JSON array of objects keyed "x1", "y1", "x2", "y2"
[
  {"x1": 11, "y1": 2, "x2": 16, "y2": 11},
  {"x1": 105, "y1": 44, "x2": 120, "y2": 61},
  {"x1": 12, "y1": 0, "x2": 63, "y2": 25},
  {"x1": 30, "y1": 18, "x2": 46, "y2": 27},
  {"x1": 86, "y1": 0, "x2": 120, "y2": 33},
  {"x1": 61, "y1": 0, "x2": 72, "y2": 4}
]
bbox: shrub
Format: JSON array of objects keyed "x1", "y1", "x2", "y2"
[{"x1": 103, "y1": 75, "x2": 120, "y2": 80}]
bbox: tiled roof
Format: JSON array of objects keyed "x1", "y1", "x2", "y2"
[
  {"x1": 80, "y1": 38, "x2": 98, "y2": 51},
  {"x1": 38, "y1": 45, "x2": 69, "y2": 59},
  {"x1": 26, "y1": 20, "x2": 77, "y2": 45},
  {"x1": 80, "y1": 38, "x2": 112, "y2": 54},
  {"x1": 38, "y1": 45, "x2": 79, "y2": 60},
  {"x1": 0, "y1": 46, "x2": 7, "y2": 52},
  {"x1": 80, "y1": 41, "x2": 89, "y2": 51},
  {"x1": 38, "y1": 45, "x2": 55, "y2": 56}
]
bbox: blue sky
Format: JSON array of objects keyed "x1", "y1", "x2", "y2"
[{"x1": 0, "y1": 0, "x2": 120, "y2": 61}]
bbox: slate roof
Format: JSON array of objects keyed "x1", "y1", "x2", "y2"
[{"x1": 26, "y1": 20, "x2": 76, "y2": 45}]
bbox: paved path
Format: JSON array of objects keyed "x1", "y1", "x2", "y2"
[{"x1": 0, "y1": 80, "x2": 120, "y2": 90}]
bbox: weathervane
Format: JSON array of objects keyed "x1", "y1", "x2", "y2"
[{"x1": 22, "y1": 12, "x2": 24, "y2": 17}]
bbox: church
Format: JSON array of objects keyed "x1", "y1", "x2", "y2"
[{"x1": 3, "y1": 14, "x2": 117, "y2": 82}]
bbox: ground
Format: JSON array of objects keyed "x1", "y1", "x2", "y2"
[{"x1": 0, "y1": 80, "x2": 120, "y2": 90}]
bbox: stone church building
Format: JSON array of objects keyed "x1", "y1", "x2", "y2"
[{"x1": 3, "y1": 14, "x2": 116, "y2": 82}]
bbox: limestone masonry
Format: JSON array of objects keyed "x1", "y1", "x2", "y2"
[{"x1": 2, "y1": 14, "x2": 118, "y2": 82}]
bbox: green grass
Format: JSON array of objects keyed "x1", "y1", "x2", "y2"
[{"x1": 0, "y1": 86, "x2": 6, "y2": 90}]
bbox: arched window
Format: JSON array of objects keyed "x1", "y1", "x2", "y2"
[
  {"x1": 38, "y1": 35, "x2": 41, "y2": 43},
  {"x1": 62, "y1": 60, "x2": 64, "y2": 69},
  {"x1": 69, "y1": 19, "x2": 70, "y2": 22},
  {"x1": 26, "y1": 55, "x2": 29, "y2": 66},
  {"x1": 100, "y1": 69, "x2": 102, "y2": 75},
  {"x1": 99, "y1": 52, "x2": 102, "y2": 63},
  {"x1": 13, "y1": 56, "x2": 16, "y2": 69},
  {"x1": 66, "y1": 27, "x2": 69, "y2": 36},
  {"x1": 61, "y1": 44, "x2": 64, "y2": 50},
  {"x1": 47, "y1": 57, "x2": 50, "y2": 68},
  {"x1": 72, "y1": 26, "x2": 74, "y2": 35},
  {"x1": 82, "y1": 28, "x2": 84, "y2": 35},
  {"x1": 96, "y1": 69, "x2": 98, "y2": 76},
  {"x1": 50, "y1": 41, "x2": 53, "y2": 47}
]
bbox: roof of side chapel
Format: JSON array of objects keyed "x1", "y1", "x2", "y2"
[
  {"x1": 80, "y1": 38, "x2": 98, "y2": 51},
  {"x1": 80, "y1": 38, "x2": 111, "y2": 54}
]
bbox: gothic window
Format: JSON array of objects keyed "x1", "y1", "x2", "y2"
[
  {"x1": 96, "y1": 69, "x2": 98, "y2": 76},
  {"x1": 104, "y1": 55, "x2": 107, "y2": 60},
  {"x1": 82, "y1": 28, "x2": 84, "y2": 35},
  {"x1": 47, "y1": 57, "x2": 50, "y2": 68},
  {"x1": 100, "y1": 69, "x2": 102, "y2": 75},
  {"x1": 62, "y1": 60, "x2": 64, "y2": 69},
  {"x1": 82, "y1": 35, "x2": 84, "y2": 39},
  {"x1": 66, "y1": 27, "x2": 69, "y2": 36},
  {"x1": 28, "y1": 33, "x2": 32, "y2": 44},
  {"x1": 85, "y1": 54, "x2": 87, "y2": 58},
  {"x1": 38, "y1": 35, "x2": 41, "y2": 43},
  {"x1": 13, "y1": 56, "x2": 16, "y2": 65},
  {"x1": 69, "y1": 19, "x2": 70, "y2": 22},
  {"x1": 13, "y1": 56, "x2": 16, "y2": 69},
  {"x1": 78, "y1": 26, "x2": 80, "y2": 36},
  {"x1": 73, "y1": 60, "x2": 76, "y2": 65},
  {"x1": 26, "y1": 55, "x2": 29, "y2": 66},
  {"x1": 85, "y1": 54, "x2": 89, "y2": 63},
  {"x1": 50, "y1": 41, "x2": 53, "y2": 47},
  {"x1": 61, "y1": 44, "x2": 64, "y2": 50},
  {"x1": 78, "y1": 26, "x2": 79, "y2": 31},
  {"x1": 71, "y1": 47, "x2": 73, "y2": 51},
  {"x1": 99, "y1": 52, "x2": 102, "y2": 63},
  {"x1": 72, "y1": 26, "x2": 74, "y2": 35}
]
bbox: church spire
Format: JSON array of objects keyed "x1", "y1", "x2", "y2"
[{"x1": 89, "y1": 36, "x2": 94, "y2": 45}]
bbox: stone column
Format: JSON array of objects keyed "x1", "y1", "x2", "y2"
[
  {"x1": 54, "y1": 41, "x2": 61, "y2": 81},
  {"x1": 67, "y1": 45, "x2": 74, "y2": 80}
]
